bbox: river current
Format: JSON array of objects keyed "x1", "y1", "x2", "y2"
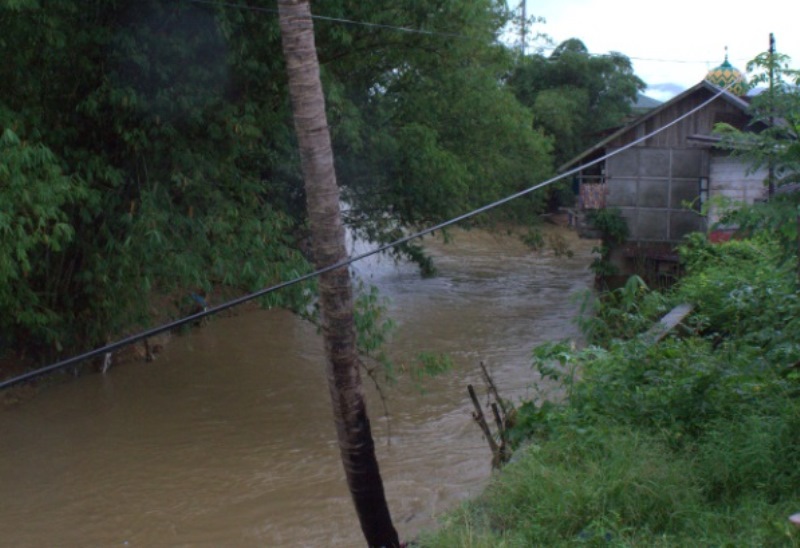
[{"x1": 0, "y1": 226, "x2": 595, "y2": 546}]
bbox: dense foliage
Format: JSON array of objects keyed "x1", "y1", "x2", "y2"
[
  {"x1": 0, "y1": 0, "x2": 315, "y2": 360},
  {"x1": 0, "y1": 0, "x2": 556, "y2": 361},
  {"x1": 420, "y1": 201, "x2": 800, "y2": 545},
  {"x1": 716, "y1": 51, "x2": 800, "y2": 188},
  {"x1": 321, "y1": 1, "x2": 554, "y2": 256},
  {"x1": 584, "y1": 206, "x2": 630, "y2": 280},
  {"x1": 508, "y1": 38, "x2": 645, "y2": 167},
  {"x1": 419, "y1": 51, "x2": 800, "y2": 547}
]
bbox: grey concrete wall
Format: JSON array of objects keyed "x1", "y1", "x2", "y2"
[
  {"x1": 708, "y1": 155, "x2": 769, "y2": 226},
  {"x1": 606, "y1": 147, "x2": 707, "y2": 242}
]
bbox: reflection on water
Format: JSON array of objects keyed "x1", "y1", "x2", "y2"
[{"x1": 0, "y1": 226, "x2": 595, "y2": 546}]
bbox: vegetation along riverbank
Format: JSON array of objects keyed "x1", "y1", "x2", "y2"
[
  {"x1": 419, "y1": 192, "x2": 800, "y2": 546},
  {"x1": 3, "y1": 1, "x2": 800, "y2": 544},
  {"x1": 417, "y1": 45, "x2": 800, "y2": 547}
]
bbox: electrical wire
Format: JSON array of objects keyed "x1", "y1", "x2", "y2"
[
  {"x1": 189, "y1": 0, "x2": 750, "y2": 67},
  {"x1": 187, "y1": 0, "x2": 469, "y2": 39},
  {"x1": 0, "y1": 81, "x2": 737, "y2": 391}
]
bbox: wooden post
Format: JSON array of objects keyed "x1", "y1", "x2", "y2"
[
  {"x1": 480, "y1": 361, "x2": 508, "y2": 417},
  {"x1": 768, "y1": 33, "x2": 776, "y2": 198},
  {"x1": 468, "y1": 384, "x2": 499, "y2": 457}
]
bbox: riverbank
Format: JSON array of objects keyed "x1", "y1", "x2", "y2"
[
  {"x1": 416, "y1": 231, "x2": 800, "y2": 546},
  {"x1": 0, "y1": 355, "x2": 37, "y2": 408},
  {"x1": 0, "y1": 219, "x2": 585, "y2": 408},
  {"x1": 0, "y1": 283, "x2": 277, "y2": 409},
  {"x1": 0, "y1": 224, "x2": 598, "y2": 546}
]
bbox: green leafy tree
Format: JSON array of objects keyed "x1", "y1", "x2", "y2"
[
  {"x1": 0, "y1": 0, "x2": 311, "y2": 358},
  {"x1": 509, "y1": 38, "x2": 645, "y2": 166},
  {"x1": 0, "y1": 129, "x2": 85, "y2": 352},
  {"x1": 315, "y1": 0, "x2": 554, "y2": 256},
  {"x1": 0, "y1": 0, "x2": 555, "y2": 361},
  {"x1": 716, "y1": 51, "x2": 800, "y2": 189}
]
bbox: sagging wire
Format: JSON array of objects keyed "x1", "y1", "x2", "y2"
[
  {"x1": 0, "y1": 79, "x2": 738, "y2": 391},
  {"x1": 187, "y1": 0, "x2": 469, "y2": 39},
  {"x1": 191, "y1": 0, "x2": 746, "y2": 67}
]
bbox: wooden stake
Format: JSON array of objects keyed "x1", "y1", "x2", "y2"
[
  {"x1": 468, "y1": 384, "x2": 499, "y2": 457},
  {"x1": 480, "y1": 361, "x2": 508, "y2": 417}
]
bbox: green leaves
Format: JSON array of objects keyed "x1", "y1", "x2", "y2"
[
  {"x1": 320, "y1": 0, "x2": 553, "y2": 256},
  {"x1": 0, "y1": 0, "x2": 561, "y2": 359},
  {"x1": 715, "y1": 51, "x2": 800, "y2": 188},
  {"x1": 1, "y1": 0, "x2": 41, "y2": 10},
  {"x1": 524, "y1": 220, "x2": 800, "y2": 448},
  {"x1": 0, "y1": 1, "x2": 312, "y2": 357},
  {"x1": 676, "y1": 233, "x2": 795, "y2": 340},
  {"x1": 509, "y1": 40, "x2": 645, "y2": 166},
  {"x1": 0, "y1": 129, "x2": 84, "y2": 351}
]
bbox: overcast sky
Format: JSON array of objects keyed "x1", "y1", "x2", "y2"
[{"x1": 519, "y1": 0, "x2": 800, "y2": 101}]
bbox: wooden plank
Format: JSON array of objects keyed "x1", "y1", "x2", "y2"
[{"x1": 641, "y1": 303, "x2": 694, "y2": 345}]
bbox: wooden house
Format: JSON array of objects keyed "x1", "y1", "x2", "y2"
[{"x1": 562, "y1": 61, "x2": 769, "y2": 281}]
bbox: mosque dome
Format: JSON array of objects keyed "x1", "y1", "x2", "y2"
[{"x1": 705, "y1": 51, "x2": 747, "y2": 96}]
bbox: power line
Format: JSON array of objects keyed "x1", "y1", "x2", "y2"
[
  {"x1": 0, "y1": 82, "x2": 736, "y2": 392},
  {"x1": 190, "y1": 0, "x2": 740, "y2": 67},
  {"x1": 187, "y1": 0, "x2": 468, "y2": 39}
]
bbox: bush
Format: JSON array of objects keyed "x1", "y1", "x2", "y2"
[
  {"x1": 0, "y1": 129, "x2": 85, "y2": 352},
  {"x1": 419, "y1": 425, "x2": 800, "y2": 546},
  {"x1": 420, "y1": 225, "x2": 800, "y2": 546},
  {"x1": 575, "y1": 275, "x2": 670, "y2": 346},
  {"x1": 676, "y1": 233, "x2": 799, "y2": 340},
  {"x1": 586, "y1": 207, "x2": 630, "y2": 279}
]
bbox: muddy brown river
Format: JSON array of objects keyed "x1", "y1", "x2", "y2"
[{"x1": 0, "y1": 226, "x2": 595, "y2": 546}]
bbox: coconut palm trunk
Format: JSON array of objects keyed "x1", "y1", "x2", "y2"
[{"x1": 277, "y1": 1, "x2": 400, "y2": 546}]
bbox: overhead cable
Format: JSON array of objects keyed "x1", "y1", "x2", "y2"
[
  {"x1": 187, "y1": 0, "x2": 468, "y2": 38},
  {"x1": 190, "y1": 0, "x2": 750, "y2": 67},
  {"x1": 0, "y1": 81, "x2": 736, "y2": 391}
]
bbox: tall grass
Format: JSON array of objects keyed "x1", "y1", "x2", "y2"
[
  {"x1": 418, "y1": 230, "x2": 800, "y2": 547},
  {"x1": 419, "y1": 425, "x2": 800, "y2": 547}
]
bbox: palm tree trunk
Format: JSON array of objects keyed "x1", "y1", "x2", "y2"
[{"x1": 277, "y1": 2, "x2": 400, "y2": 546}]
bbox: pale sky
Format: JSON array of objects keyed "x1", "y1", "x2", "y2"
[{"x1": 519, "y1": 0, "x2": 800, "y2": 101}]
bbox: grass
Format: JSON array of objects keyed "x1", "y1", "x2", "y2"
[
  {"x1": 418, "y1": 230, "x2": 800, "y2": 547},
  {"x1": 417, "y1": 425, "x2": 800, "y2": 547}
]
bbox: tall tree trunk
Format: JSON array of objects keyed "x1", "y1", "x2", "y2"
[{"x1": 277, "y1": 2, "x2": 400, "y2": 546}]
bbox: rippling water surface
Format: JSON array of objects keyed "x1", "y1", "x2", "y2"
[{"x1": 0, "y1": 226, "x2": 596, "y2": 546}]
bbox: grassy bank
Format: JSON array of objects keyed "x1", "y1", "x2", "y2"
[{"x1": 418, "y1": 200, "x2": 800, "y2": 546}]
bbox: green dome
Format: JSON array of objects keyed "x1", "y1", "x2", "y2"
[{"x1": 705, "y1": 52, "x2": 747, "y2": 96}]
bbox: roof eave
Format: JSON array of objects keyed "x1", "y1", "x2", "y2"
[{"x1": 558, "y1": 80, "x2": 751, "y2": 172}]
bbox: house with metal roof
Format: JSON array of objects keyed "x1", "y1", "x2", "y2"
[{"x1": 562, "y1": 56, "x2": 769, "y2": 282}]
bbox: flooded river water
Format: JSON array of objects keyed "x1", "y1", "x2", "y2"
[{"x1": 0, "y1": 226, "x2": 595, "y2": 546}]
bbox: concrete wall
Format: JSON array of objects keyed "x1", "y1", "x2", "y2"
[
  {"x1": 606, "y1": 147, "x2": 707, "y2": 242},
  {"x1": 708, "y1": 155, "x2": 769, "y2": 226}
]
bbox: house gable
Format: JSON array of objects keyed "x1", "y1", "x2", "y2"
[
  {"x1": 560, "y1": 80, "x2": 753, "y2": 173},
  {"x1": 605, "y1": 82, "x2": 751, "y2": 150},
  {"x1": 565, "y1": 80, "x2": 766, "y2": 245}
]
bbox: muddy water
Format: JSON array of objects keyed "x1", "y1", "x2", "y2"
[{"x1": 0, "y1": 226, "x2": 595, "y2": 546}]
